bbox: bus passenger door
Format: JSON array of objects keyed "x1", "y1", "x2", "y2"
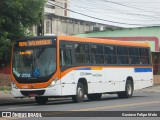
[
  {"x1": 60, "y1": 47, "x2": 76, "y2": 95},
  {"x1": 60, "y1": 48, "x2": 75, "y2": 84}
]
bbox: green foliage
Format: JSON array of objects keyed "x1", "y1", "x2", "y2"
[
  {"x1": 0, "y1": 0, "x2": 45, "y2": 58},
  {"x1": 0, "y1": 86, "x2": 11, "y2": 91},
  {"x1": 0, "y1": 32, "x2": 11, "y2": 58},
  {"x1": 0, "y1": 0, "x2": 45, "y2": 39}
]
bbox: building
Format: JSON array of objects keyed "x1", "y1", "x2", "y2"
[
  {"x1": 42, "y1": 14, "x2": 119, "y2": 36},
  {"x1": 28, "y1": 0, "x2": 120, "y2": 36},
  {"x1": 44, "y1": 0, "x2": 70, "y2": 17},
  {"x1": 29, "y1": 0, "x2": 70, "y2": 35}
]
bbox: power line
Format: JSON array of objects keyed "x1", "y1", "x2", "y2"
[
  {"x1": 49, "y1": 1, "x2": 160, "y2": 27},
  {"x1": 70, "y1": 0, "x2": 160, "y2": 20},
  {"x1": 72, "y1": 7, "x2": 160, "y2": 22},
  {"x1": 71, "y1": 4, "x2": 160, "y2": 21},
  {"x1": 100, "y1": 0, "x2": 160, "y2": 15},
  {"x1": 69, "y1": 0, "x2": 160, "y2": 11},
  {"x1": 112, "y1": 1, "x2": 160, "y2": 3}
]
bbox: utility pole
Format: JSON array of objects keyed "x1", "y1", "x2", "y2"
[{"x1": 37, "y1": 20, "x2": 43, "y2": 36}]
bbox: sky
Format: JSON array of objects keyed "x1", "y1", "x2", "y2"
[{"x1": 69, "y1": 0, "x2": 160, "y2": 28}]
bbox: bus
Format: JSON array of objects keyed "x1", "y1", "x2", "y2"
[{"x1": 11, "y1": 36, "x2": 153, "y2": 104}]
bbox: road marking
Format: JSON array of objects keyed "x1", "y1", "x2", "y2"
[
  {"x1": 8, "y1": 106, "x2": 33, "y2": 110},
  {"x1": 0, "y1": 118, "x2": 13, "y2": 120},
  {"x1": 70, "y1": 100, "x2": 160, "y2": 111}
]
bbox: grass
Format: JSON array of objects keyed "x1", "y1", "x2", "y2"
[
  {"x1": 0, "y1": 73, "x2": 12, "y2": 86},
  {"x1": 0, "y1": 86, "x2": 11, "y2": 91}
]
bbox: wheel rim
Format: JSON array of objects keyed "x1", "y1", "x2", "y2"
[
  {"x1": 77, "y1": 87, "x2": 83, "y2": 98},
  {"x1": 127, "y1": 83, "x2": 132, "y2": 95}
]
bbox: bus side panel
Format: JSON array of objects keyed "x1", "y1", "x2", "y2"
[
  {"x1": 106, "y1": 67, "x2": 153, "y2": 91},
  {"x1": 105, "y1": 68, "x2": 131, "y2": 92},
  {"x1": 87, "y1": 83, "x2": 110, "y2": 94},
  {"x1": 75, "y1": 68, "x2": 106, "y2": 94},
  {"x1": 87, "y1": 68, "x2": 113, "y2": 93},
  {"x1": 60, "y1": 67, "x2": 153, "y2": 96},
  {"x1": 60, "y1": 71, "x2": 77, "y2": 96},
  {"x1": 61, "y1": 84, "x2": 77, "y2": 96},
  {"x1": 61, "y1": 68, "x2": 106, "y2": 95},
  {"x1": 133, "y1": 68, "x2": 153, "y2": 90},
  {"x1": 134, "y1": 80, "x2": 153, "y2": 90}
]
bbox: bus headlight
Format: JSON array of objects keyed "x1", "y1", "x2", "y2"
[
  {"x1": 11, "y1": 82, "x2": 18, "y2": 89},
  {"x1": 48, "y1": 78, "x2": 58, "y2": 88}
]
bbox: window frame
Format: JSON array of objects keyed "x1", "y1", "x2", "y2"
[{"x1": 60, "y1": 40, "x2": 152, "y2": 67}]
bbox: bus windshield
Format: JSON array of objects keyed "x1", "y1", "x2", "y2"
[{"x1": 12, "y1": 47, "x2": 56, "y2": 78}]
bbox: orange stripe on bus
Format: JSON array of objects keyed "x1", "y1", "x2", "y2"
[{"x1": 58, "y1": 36, "x2": 149, "y2": 48}]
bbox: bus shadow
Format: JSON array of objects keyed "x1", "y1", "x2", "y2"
[
  {"x1": 44, "y1": 95, "x2": 148, "y2": 106},
  {"x1": 0, "y1": 95, "x2": 149, "y2": 106}
]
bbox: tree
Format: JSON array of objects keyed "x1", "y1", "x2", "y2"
[
  {"x1": 0, "y1": 0, "x2": 45, "y2": 39},
  {"x1": 0, "y1": 0, "x2": 45, "y2": 65}
]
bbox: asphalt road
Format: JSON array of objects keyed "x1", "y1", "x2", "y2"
[{"x1": 0, "y1": 90, "x2": 160, "y2": 120}]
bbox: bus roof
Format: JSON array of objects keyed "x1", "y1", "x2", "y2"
[
  {"x1": 16, "y1": 36, "x2": 57, "y2": 42},
  {"x1": 16, "y1": 35, "x2": 149, "y2": 48},
  {"x1": 58, "y1": 36, "x2": 149, "y2": 48}
]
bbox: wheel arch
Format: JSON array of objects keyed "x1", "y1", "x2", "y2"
[
  {"x1": 78, "y1": 78, "x2": 88, "y2": 94},
  {"x1": 126, "y1": 76, "x2": 134, "y2": 90}
]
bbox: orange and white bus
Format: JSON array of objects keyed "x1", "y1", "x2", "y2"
[{"x1": 11, "y1": 36, "x2": 153, "y2": 104}]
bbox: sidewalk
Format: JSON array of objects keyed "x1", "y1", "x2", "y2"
[
  {"x1": 0, "y1": 85, "x2": 160, "y2": 105},
  {"x1": 0, "y1": 91, "x2": 34, "y2": 105},
  {"x1": 137, "y1": 85, "x2": 160, "y2": 93}
]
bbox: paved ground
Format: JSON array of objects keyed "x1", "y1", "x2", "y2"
[
  {"x1": 0, "y1": 91, "x2": 35, "y2": 105},
  {"x1": 0, "y1": 85, "x2": 160, "y2": 105},
  {"x1": 137, "y1": 85, "x2": 160, "y2": 93},
  {"x1": 0, "y1": 86, "x2": 160, "y2": 120}
]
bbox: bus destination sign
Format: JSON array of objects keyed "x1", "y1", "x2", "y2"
[{"x1": 18, "y1": 40, "x2": 52, "y2": 47}]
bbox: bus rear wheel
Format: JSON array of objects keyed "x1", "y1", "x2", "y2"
[
  {"x1": 35, "y1": 97, "x2": 48, "y2": 105},
  {"x1": 117, "y1": 80, "x2": 133, "y2": 98},
  {"x1": 87, "y1": 93, "x2": 102, "y2": 101},
  {"x1": 72, "y1": 82, "x2": 84, "y2": 103}
]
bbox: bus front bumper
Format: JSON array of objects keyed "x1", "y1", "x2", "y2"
[{"x1": 11, "y1": 84, "x2": 62, "y2": 98}]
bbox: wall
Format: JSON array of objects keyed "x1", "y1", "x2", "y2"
[
  {"x1": 76, "y1": 26, "x2": 160, "y2": 47},
  {"x1": 154, "y1": 75, "x2": 160, "y2": 85},
  {"x1": 39, "y1": 15, "x2": 111, "y2": 36}
]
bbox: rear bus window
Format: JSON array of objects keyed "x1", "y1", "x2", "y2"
[{"x1": 139, "y1": 48, "x2": 150, "y2": 64}]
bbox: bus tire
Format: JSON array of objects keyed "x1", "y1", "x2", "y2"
[
  {"x1": 35, "y1": 97, "x2": 48, "y2": 105},
  {"x1": 87, "y1": 93, "x2": 102, "y2": 101},
  {"x1": 117, "y1": 80, "x2": 133, "y2": 98},
  {"x1": 72, "y1": 82, "x2": 84, "y2": 103}
]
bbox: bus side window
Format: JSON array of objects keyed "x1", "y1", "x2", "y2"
[
  {"x1": 105, "y1": 45, "x2": 117, "y2": 64},
  {"x1": 128, "y1": 47, "x2": 140, "y2": 64},
  {"x1": 61, "y1": 49, "x2": 72, "y2": 66},
  {"x1": 117, "y1": 46, "x2": 128, "y2": 64},
  {"x1": 139, "y1": 48, "x2": 150, "y2": 65}
]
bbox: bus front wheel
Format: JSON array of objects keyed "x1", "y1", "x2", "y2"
[
  {"x1": 72, "y1": 82, "x2": 84, "y2": 103},
  {"x1": 117, "y1": 80, "x2": 133, "y2": 98},
  {"x1": 35, "y1": 97, "x2": 48, "y2": 105}
]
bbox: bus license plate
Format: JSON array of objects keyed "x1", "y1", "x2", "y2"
[{"x1": 29, "y1": 93, "x2": 37, "y2": 97}]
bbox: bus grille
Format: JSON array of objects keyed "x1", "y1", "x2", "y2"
[{"x1": 20, "y1": 90, "x2": 45, "y2": 96}]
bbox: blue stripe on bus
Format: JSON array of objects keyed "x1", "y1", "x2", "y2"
[
  {"x1": 76, "y1": 68, "x2": 91, "y2": 70},
  {"x1": 134, "y1": 68, "x2": 152, "y2": 72}
]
